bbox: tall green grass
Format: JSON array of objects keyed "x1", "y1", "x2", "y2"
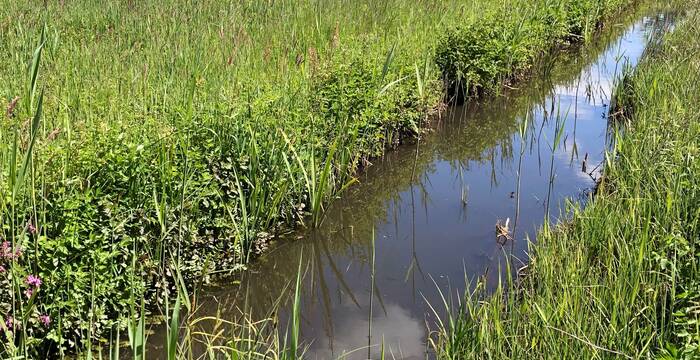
[
  {"x1": 432, "y1": 6, "x2": 700, "y2": 359},
  {"x1": 0, "y1": 0, "x2": 638, "y2": 356}
]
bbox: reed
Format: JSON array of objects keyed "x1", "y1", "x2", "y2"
[{"x1": 431, "y1": 6, "x2": 700, "y2": 358}]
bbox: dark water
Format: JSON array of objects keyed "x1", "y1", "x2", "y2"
[{"x1": 148, "y1": 11, "x2": 674, "y2": 360}]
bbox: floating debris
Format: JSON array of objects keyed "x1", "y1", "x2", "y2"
[{"x1": 496, "y1": 218, "x2": 512, "y2": 244}]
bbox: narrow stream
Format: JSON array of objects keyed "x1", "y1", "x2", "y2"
[{"x1": 149, "y1": 10, "x2": 674, "y2": 360}]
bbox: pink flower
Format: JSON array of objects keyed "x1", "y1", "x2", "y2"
[
  {"x1": 39, "y1": 314, "x2": 50, "y2": 327},
  {"x1": 24, "y1": 275, "x2": 41, "y2": 298},
  {"x1": 4, "y1": 316, "x2": 14, "y2": 331},
  {"x1": 0, "y1": 241, "x2": 9, "y2": 258},
  {"x1": 1, "y1": 241, "x2": 22, "y2": 260},
  {"x1": 0, "y1": 266, "x2": 5, "y2": 273},
  {"x1": 26, "y1": 275, "x2": 42, "y2": 288}
]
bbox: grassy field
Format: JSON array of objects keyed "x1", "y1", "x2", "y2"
[
  {"x1": 432, "y1": 5, "x2": 700, "y2": 359},
  {"x1": 0, "y1": 0, "x2": 634, "y2": 357}
]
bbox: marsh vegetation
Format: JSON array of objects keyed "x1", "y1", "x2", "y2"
[
  {"x1": 432, "y1": 6, "x2": 700, "y2": 359},
  {"x1": 2, "y1": 0, "x2": 691, "y2": 358}
]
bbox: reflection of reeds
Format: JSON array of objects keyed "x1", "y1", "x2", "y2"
[
  {"x1": 367, "y1": 229, "x2": 376, "y2": 360},
  {"x1": 511, "y1": 111, "x2": 529, "y2": 247},
  {"x1": 545, "y1": 103, "x2": 568, "y2": 218},
  {"x1": 119, "y1": 255, "x2": 307, "y2": 360}
]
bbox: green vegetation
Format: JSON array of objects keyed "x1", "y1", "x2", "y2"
[
  {"x1": 432, "y1": 7, "x2": 700, "y2": 359},
  {"x1": 0, "y1": 0, "x2": 636, "y2": 357},
  {"x1": 436, "y1": 0, "x2": 630, "y2": 98}
]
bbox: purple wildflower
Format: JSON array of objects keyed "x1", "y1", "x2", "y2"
[
  {"x1": 39, "y1": 314, "x2": 50, "y2": 327},
  {"x1": 0, "y1": 241, "x2": 9, "y2": 258},
  {"x1": 26, "y1": 275, "x2": 42, "y2": 288},
  {"x1": 24, "y1": 275, "x2": 41, "y2": 298},
  {"x1": 4, "y1": 316, "x2": 14, "y2": 331},
  {"x1": 1, "y1": 241, "x2": 22, "y2": 260},
  {"x1": 0, "y1": 266, "x2": 5, "y2": 273}
]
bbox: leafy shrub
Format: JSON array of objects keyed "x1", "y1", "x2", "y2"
[
  {"x1": 313, "y1": 50, "x2": 439, "y2": 158},
  {"x1": 436, "y1": 16, "x2": 513, "y2": 97},
  {"x1": 435, "y1": 0, "x2": 632, "y2": 100}
]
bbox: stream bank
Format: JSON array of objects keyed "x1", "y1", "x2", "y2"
[{"x1": 146, "y1": 8, "x2": 677, "y2": 360}]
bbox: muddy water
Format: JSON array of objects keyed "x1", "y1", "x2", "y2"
[{"x1": 150, "y1": 11, "x2": 673, "y2": 360}]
